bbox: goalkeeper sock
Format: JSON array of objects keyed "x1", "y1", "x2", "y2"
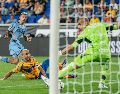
[
  {"x1": 58, "y1": 62, "x2": 76, "y2": 78},
  {"x1": 0, "y1": 56, "x2": 9, "y2": 63},
  {"x1": 101, "y1": 63, "x2": 109, "y2": 83}
]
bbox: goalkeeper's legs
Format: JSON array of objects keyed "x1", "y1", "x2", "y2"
[
  {"x1": 99, "y1": 60, "x2": 109, "y2": 88},
  {"x1": 58, "y1": 54, "x2": 93, "y2": 78}
]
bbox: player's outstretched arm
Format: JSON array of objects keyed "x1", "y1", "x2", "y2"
[
  {"x1": 4, "y1": 31, "x2": 13, "y2": 39},
  {"x1": 0, "y1": 71, "x2": 14, "y2": 80},
  {"x1": 4, "y1": 32, "x2": 9, "y2": 39},
  {"x1": 59, "y1": 44, "x2": 74, "y2": 55},
  {"x1": 0, "y1": 62, "x2": 22, "y2": 80}
]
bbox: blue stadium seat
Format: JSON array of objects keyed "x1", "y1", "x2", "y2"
[
  {"x1": 45, "y1": 0, "x2": 50, "y2": 19},
  {"x1": 93, "y1": 6, "x2": 99, "y2": 14},
  {"x1": 20, "y1": 8, "x2": 28, "y2": 13},
  {"x1": 115, "y1": 0, "x2": 119, "y2": 4},
  {"x1": 36, "y1": 15, "x2": 43, "y2": 22},
  {"x1": 27, "y1": 16, "x2": 36, "y2": 23},
  {"x1": 2, "y1": 15, "x2": 10, "y2": 23},
  {"x1": 14, "y1": 15, "x2": 19, "y2": 20},
  {"x1": 5, "y1": 2, "x2": 15, "y2": 8},
  {"x1": 105, "y1": 0, "x2": 119, "y2": 4},
  {"x1": 44, "y1": 11, "x2": 50, "y2": 19},
  {"x1": 2, "y1": 16, "x2": 6, "y2": 22},
  {"x1": 45, "y1": 0, "x2": 50, "y2": 8}
]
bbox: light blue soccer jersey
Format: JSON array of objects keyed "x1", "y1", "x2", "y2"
[{"x1": 8, "y1": 21, "x2": 27, "y2": 57}]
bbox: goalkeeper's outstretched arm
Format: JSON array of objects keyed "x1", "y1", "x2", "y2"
[
  {"x1": 60, "y1": 18, "x2": 90, "y2": 55},
  {"x1": 60, "y1": 44, "x2": 74, "y2": 55}
]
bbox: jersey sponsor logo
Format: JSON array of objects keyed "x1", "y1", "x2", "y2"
[
  {"x1": 78, "y1": 41, "x2": 88, "y2": 53},
  {"x1": 110, "y1": 41, "x2": 120, "y2": 54},
  {"x1": 78, "y1": 40, "x2": 120, "y2": 55}
]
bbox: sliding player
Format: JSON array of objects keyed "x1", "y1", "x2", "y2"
[
  {"x1": 0, "y1": 49, "x2": 48, "y2": 80},
  {"x1": 0, "y1": 49, "x2": 65, "y2": 88},
  {"x1": 0, "y1": 12, "x2": 33, "y2": 64},
  {"x1": 0, "y1": 49, "x2": 67, "y2": 80},
  {"x1": 58, "y1": 18, "x2": 111, "y2": 88}
]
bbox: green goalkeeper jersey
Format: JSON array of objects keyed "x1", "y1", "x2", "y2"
[{"x1": 72, "y1": 23, "x2": 110, "y2": 51}]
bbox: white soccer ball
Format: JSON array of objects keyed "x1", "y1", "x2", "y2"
[{"x1": 58, "y1": 80, "x2": 64, "y2": 90}]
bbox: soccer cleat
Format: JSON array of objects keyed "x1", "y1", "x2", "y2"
[
  {"x1": 64, "y1": 74, "x2": 77, "y2": 79},
  {"x1": 98, "y1": 82, "x2": 108, "y2": 89}
]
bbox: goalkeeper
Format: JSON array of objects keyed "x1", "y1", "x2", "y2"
[{"x1": 59, "y1": 18, "x2": 112, "y2": 88}]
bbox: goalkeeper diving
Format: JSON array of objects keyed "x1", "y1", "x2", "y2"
[{"x1": 58, "y1": 18, "x2": 114, "y2": 88}]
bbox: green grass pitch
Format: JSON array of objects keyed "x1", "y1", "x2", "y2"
[{"x1": 0, "y1": 56, "x2": 120, "y2": 94}]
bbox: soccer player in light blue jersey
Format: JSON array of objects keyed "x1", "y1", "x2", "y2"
[{"x1": 0, "y1": 12, "x2": 33, "y2": 64}]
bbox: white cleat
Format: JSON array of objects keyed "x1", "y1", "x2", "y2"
[{"x1": 98, "y1": 82, "x2": 108, "y2": 89}]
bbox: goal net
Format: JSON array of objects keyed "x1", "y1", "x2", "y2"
[{"x1": 59, "y1": 0, "x2": 120, "y2": 94}]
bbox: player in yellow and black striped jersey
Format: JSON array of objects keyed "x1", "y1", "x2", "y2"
[
  {"x1": 0, "y1": 49, "x2": 49, "y2": 80},
  {"x1": 0, "y1": 49, "x2": 67, "y2": 80}
]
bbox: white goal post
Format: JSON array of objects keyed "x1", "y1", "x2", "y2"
[{"x1": 49, "y1": 0, "x2": 60, "y2": 94}]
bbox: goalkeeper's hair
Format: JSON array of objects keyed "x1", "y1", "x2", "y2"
[{"x1": 78, "y1": 17, "x2": 89, "y2": 26}]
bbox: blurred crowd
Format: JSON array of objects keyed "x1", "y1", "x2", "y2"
[
  {"x1": 0, "y1": 0, "x2": 50, "y2": 23},
  {"x1": 60, "y1": 0, "x2": 120, "y2": 24},
  {"x1": 0, "y1": 0, "x2": 120, "y2": 24}
]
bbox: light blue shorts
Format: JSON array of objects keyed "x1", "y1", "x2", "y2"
[{"x1": 9, "y1": 40, "x2": 24, "y2": 57}]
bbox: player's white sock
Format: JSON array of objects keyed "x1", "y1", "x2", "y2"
[{"x1": 41, "y1": 75, "x2": 49, "y2": 86}]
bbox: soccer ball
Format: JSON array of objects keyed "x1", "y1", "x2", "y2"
[{"x1": 58, "y1": 80, "x2": 64, "y2": 90}]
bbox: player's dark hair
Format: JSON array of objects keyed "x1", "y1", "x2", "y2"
[{"x1": 24, "y1": 33, "x2": 35, "y2": 41}]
